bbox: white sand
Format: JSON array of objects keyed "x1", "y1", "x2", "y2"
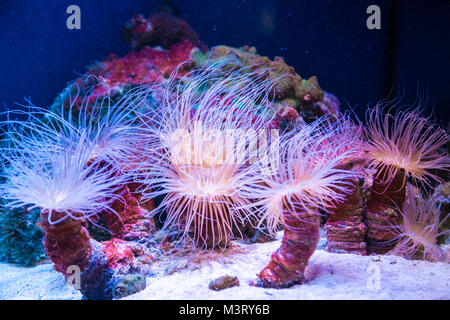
[{"x1": 0, "y1": 234, "x2": 449, "y2": 300}]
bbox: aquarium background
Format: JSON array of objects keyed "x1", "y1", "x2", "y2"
[{"x1": 0, "y1": 0, "x2": 449, "y2": 123}]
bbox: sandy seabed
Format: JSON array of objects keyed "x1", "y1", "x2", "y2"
[{"x1": 0, "y1": 233, "x2": 449, "y2": 300}]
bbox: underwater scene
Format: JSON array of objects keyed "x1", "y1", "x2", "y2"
[{"x1": 0, "y1": 0, "x2": 449, "y2": 304}]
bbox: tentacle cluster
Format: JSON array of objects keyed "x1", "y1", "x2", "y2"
[
  {"x1": 365, "y1": 106, "x2": 449, "y2": 189},
  {"x1": 133, "y1": 59, "x2": 282, "y2": 248},
  {"x1": 390, "y1": 185, "x2": 449, "y2": 262},
  {"x1": 238, "y1": 117, "x2": 361, "y2": 288},
  {"x1": 239, "y1": 117, "x2": 362, "y2": 236},
  {"x1": 0, "y1": 87, "x2": 149, "y2": 223},
  {"x1": 364, "y1": 106, "x2": 449, "y2": 254}
]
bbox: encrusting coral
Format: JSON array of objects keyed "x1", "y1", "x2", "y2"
[
  {"x1": 193, "y1": 45, "x2": 338, "y2": 129},
  {"x1": 364, "y1": 107, "x2": 449, "y2": 254}
]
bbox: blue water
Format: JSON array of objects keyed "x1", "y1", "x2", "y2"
[{"x1": 0, "y1": 0, "x2": 449, "y2": 122}]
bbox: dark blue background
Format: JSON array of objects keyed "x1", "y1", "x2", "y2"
[{"x1": 0, "y1": 0, "x2": 449, "y2": 123}]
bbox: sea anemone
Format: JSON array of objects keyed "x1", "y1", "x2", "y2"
[
  {"x1": 364, "y1": 106, "x2": 449, "y2": 254},
  {"x1": 241, "y1": 117, "x2": 362, "y2": 236},
  {"x1": 0, "y1": 86, "x2": 149, "y2": 221},
  {"x1": 389, "y1": 185, "x2": 449, "y2": 262},
  {"x1": 239, "y1": 117, "x2": 361, "y2": 288},
  {"x1": 365, "y1": 106, "x2": 449, "y2": 189},
  {"x1": 0, "y1": 88, "x2": 155, "y2": 299},
  {"x1": 133, "y1": 60, "x2": 280, "y2": 249},
  {"x1": 317, "y1": 117, "x2": 369, "y2": 255}
]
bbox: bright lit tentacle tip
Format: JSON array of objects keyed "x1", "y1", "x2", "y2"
[{"x1": 365, "y1": 106, "x2": 449, "y2": 189}]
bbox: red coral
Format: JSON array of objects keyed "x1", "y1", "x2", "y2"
[
  {"x1": 105, "y1": 184, "x2": 156, "y2": 242},
  {"x1": 102, "y1": 238, "x2": 135, "y2": 272},
  {"x1": 89, "y1": 39, "x2": 195, "y2": 88},
  {"x1": 122, "y1": 13, "x2": 207, "y2": 53}
]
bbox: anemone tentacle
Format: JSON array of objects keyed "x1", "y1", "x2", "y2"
[
  {"x1": 389, "y1": 185, "x2": 449, "y2": 262},
  {"x1": 240, "y1": 117, "x2": 361, "y2": 288},
  {"x1": 364, "y1": 106, "x2": 449, "y2": 254},
  {"x1": 132, "y1": 59, "x2": 281, "y2": 249}
]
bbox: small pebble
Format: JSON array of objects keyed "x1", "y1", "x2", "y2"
[{"x1": 209, "y1": 275, "x2": 240, "y2": 291}]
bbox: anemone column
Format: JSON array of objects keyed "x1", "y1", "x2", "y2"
[
  {"x1": 325, "y1": 162, "x2": 368, "y2": 255},
  {"x1": 39, "y1": 210, "x2": 147, "y2": 299},
  {"x1": 191, "y1": 205, "x2": 231, "y2": 249},
  {"x1": 254, "y1": 203, "x2": 320, "y2": 288},
  {"x1": 39, "y1": 211, "x2": 92, "y2": 275},
  {"x1": 365, "y1": 169, "x2": 406, "y2": 254},
  {"x1": 105, "y1": 183, "x2": 156, "y2": 242}
]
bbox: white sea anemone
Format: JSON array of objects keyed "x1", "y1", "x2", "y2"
[
  {"x1": 365, "y1": 106, "x2": 449, "y2": 189},
  {"x1": 390, "y1": 185, "x2": 449, "y2": 262},
  {"x1": 238, "y1": 117, "x2": 363, "y2": 236},
  {"x1": 0, "y1": 87, "x2": 149, "y2": 224},
  {"x1": 133, "y1": 60, "x2": 281, "y2": 248}
]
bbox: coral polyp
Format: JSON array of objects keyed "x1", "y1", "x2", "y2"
[
  {"x1": 240, "y1": 117, "x2": 360, "y2": 288},
  {"x1": 389, "y1": 185, "x2": 449, "y2": 262},
  {"x1": 134, "y1": 60, "x2": 278, "y2": 249}
]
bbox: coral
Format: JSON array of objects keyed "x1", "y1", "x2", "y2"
[
  {"x1": 192, "y1": 45, "x2": 336, "y2": 128},
  {"x1": 133, "y1": 60, "x2": 278, "y2": 249},
  {"x1": 242, "y1": 118, "x2": 360, "y2": 288},
  {"x1": 89, "y1": 40, "x2": 197, "y2": 87},
  {"x1": 105, "y1": 184, "x2": 156, "y2": 242},
  {"x1": 0, "y1": 200, "x2": 47, "y2": 266},
  {"x1": 364, "y1": 107, "x2": 449, "y2": 254},
  {"x1": 122, "y1": 12, "x2": 207, "y2": 53},
  {"x1": 50, "y1": 39, "x2": 197, "y2": 118},
  {"x1": 112, "y1": 274, "x2": 147, "y2": 299},
  {"x1": 389, "y1": 185, "x2": 449, "y2": 262}
]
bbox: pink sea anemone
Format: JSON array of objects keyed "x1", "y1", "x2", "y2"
[
  {"x1": 238, "y1": 117, "x2": 361, "y2": 287},
  {"x1": 365, "y1": 106, "x2": 449, "y2": 189},
  {"x1": 240, "y1": 117, "x2": 362, "y2": 236},
  {"x1": 132, "y1": 60, "x2": 281, "y2": 249},
  {"x1": 364, "y1": 106, "x2": 449, "y2": 254},
  {"x1": 389, "y1": 185, "x2": 449, "y2": 262},
  {"x1": 0, "y1": 89, "x2": 155, "y2": 299}
]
